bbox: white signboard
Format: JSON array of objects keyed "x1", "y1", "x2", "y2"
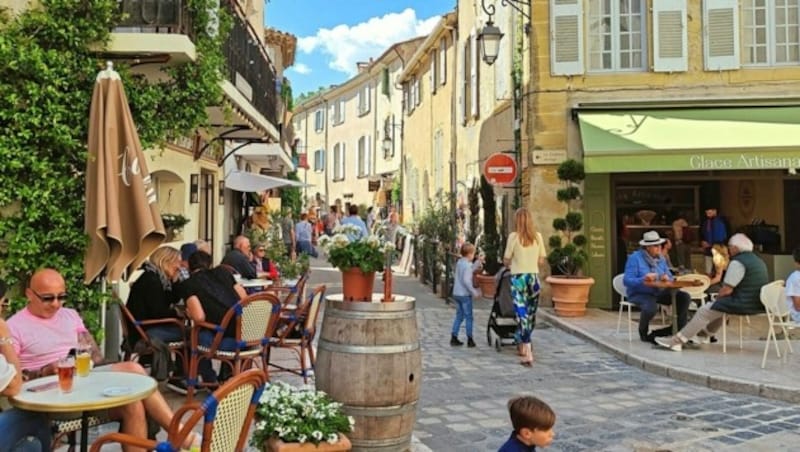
[{"x1": 531, "y1": 150, "x2": 567, "y2": 165}]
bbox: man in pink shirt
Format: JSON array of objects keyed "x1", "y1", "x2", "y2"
[{"x1": 7, "y1": 269, "x2": 196, "y2": 448}]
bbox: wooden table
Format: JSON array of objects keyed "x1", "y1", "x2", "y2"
[
  {"x1": 644, "y1": 279, "x2": 704, "y2": 334},
  {"x1": 10, "y1": 371, "x2": 157, "y2": 452}
]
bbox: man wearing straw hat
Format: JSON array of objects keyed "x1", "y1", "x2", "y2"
[{"x1": 623, "y1": 231, "x2": 692, "y2": 343}]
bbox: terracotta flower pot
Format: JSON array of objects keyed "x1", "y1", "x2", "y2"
[
  {"x1": 265, "y1": 434, "x2": 352, "y2": 452},
  {"x1": 341, "y1": 268, "x2": 375, "y2": 301},
  {"x1": 545, "y1": 276, "x2": 595, "y2": 317},
  {"x1": 475, "y1": 273, "x2": 497, "y2": 299}
]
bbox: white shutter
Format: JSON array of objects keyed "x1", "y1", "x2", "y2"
[
  {"x1": 366, "y1": 84, "x2": 371, "y2": 111},
  {"x1": 328, "y1": 104, "x2": 335, "y2": 125},
  {"x1": 340, "y1": 143, "x2": 346, "y2": 179},
  {"x1": 366, "y1": 135, "x2": 372, "y2": 175},
  {"x1": 550, "y1": 0, "x2": 584, "y2": 76},
  {"x1": 459, "y1": 42, "x2": 467, "y2": 124},
  {"x1": 470, "y1": 30, "x2": 478, "y2": 118},
  {"x1": 440, "y1": 37, "x2": 447, "y2": 85},
  {"x1": 653, "y1": 0, "x2": 688, "y2": 72},
  {"x1": 339, "y1": 99, "x2": 346, "y2": 122},
  {"x1": 703, "y1": 0, "x2": 740, "y2": 71},
  {"x1": 415, "y1": 78, "x2": 421, "y2": 106}
]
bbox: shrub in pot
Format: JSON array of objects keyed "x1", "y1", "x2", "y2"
[{"x1": 475, "y1": 176, "x2": 502, "y2": 298}]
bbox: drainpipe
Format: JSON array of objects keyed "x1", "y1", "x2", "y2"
[
  {"x1": 322, "y1": 96, "x2": 330, "y2": 209},
  {"x1": 446, "y1": 24, "x2": 458, "y2": 302}
]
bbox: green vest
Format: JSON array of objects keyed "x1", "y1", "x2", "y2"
[{"x1": 713, "y1": 251, "x2": 769, "y2": 314}]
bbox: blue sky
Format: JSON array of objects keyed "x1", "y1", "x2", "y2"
[{"x1": 266, "y1": 0, "x2": 455, "y2": 96}]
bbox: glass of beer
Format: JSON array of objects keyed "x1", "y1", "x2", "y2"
[
  {"x1": 75, "y1": 350, "x2": 91, "y2": 377},
  {"x1": 57, "y1": 357, "x2": 75, "y2": 393}
]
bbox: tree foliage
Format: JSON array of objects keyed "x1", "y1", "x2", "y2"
[
  {"x1": 547, "y1": 159, "x2": 588, "y2": 276},
  {"x1": 0, "y1": 0, "x2": 227, "y2": 337}
]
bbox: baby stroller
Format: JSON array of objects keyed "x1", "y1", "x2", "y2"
[{"x1": 486, "y1": 267, "x2": 518, "y2": 351}]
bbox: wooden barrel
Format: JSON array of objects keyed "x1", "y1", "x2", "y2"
[{"x1": 316, "y1": 295, "x2": 421, "y2": 452}]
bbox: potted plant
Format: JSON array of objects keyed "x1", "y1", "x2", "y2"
[
  {"x1": 161, "y1": 213, "x2": 190, "y2": 241},
  {"x1": 545, "y1": 159, "x2": 595, "y2": 317},
  {"x1": 475, "y1": 176, "x2": 502, "y2": 298},
  {"x1": 252, "y1": 381, "x2": 354, "y2": 452},
  {"x1": 318, "y1": 225, "x2": 395, "y2": 301}
]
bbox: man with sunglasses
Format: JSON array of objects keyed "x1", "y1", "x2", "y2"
[{"x1": 6, "y1": 269, "x2": 198, "y2": 448}]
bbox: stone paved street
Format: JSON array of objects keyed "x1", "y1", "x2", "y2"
[{"x1": 80, "y1": 263, "x2": 800, "y2": 451}]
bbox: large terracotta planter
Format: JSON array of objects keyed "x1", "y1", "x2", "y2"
[
  {"x1": 546, "y1": 276, "x2": 595, "y2": 317},
  {"x1": 341, "y1": 268, "x2": 375, "y2": 301},
  {"x1": 265, "y1": 434, "x2": 352, "y2": 452},
  {"x1": 475, "y1": 273, "x2": 497, "y2": 299}
]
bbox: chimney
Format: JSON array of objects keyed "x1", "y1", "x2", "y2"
[{"x1": 356, "y1": 61, "x2": 370, "y2": 73}]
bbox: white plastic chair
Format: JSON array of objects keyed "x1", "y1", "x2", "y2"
[
  {"x1": 613, "y1": 274, "x2": 633, "y2": 341},
  {"x1": 759, "y1": 280, "x2": 795, "y2": 368},
  {"x1": 721, "y1": 280, "x2": 781, "y2": 353},
  {"x1": 677, "y1": 274, "x2": 710, "y2": 309}
]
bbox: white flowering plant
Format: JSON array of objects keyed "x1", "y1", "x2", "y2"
[
  {"x1": 317, "y1": 224, "x2": 396, "y2": 273},
  {"x1": 251, "y1": 382, "x2": 354, "y2": 446}
]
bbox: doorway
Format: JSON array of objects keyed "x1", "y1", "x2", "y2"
[{"x1": 199, "y1": 170, "x2": 215, "y2": 248}]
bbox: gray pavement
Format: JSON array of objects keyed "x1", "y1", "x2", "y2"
[{"x1": 74, "y1": 260, "x2": 800, "y2": 451}]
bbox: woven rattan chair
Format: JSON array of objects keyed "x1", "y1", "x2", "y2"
[
  {"x1": 263, "y1": 272, "x2": 309, "y2": 308},
  {"x1": 118, "y1": 302, "x2": 187, "y2": 378},
  {"x1": 187, "y1": 292, "x2": 281, "y2": 399},
  {"x1": 267, "y1": 285, "x2": 326, "y2": 383},
  {"x1": 90, "y1": 369, "x2": 267, "y2": 452}
]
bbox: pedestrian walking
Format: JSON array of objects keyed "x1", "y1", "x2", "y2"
[
  {"x1": 498, "y1": 395, "x2": 556, "y2": 451},
  {"x1": 503, "y1": 208, "x2": 546, "y2": 367},
  {"x1": 451, "y1": 243, "x2": 481, "y2": 347}
]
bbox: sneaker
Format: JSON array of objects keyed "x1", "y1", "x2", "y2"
[
  {"x1": 166, "y1": 380, "x2": 188, "y2": 395},
  {"x1": 467, "y1": 337, "x2": 476, "y2": 348},
  {"x1": 450, "y1": 335, "x2": 464, "y2": 346},
  {"x1": 654, "y1": 337, "x2": 682, "y2": 351},
  {"x1": 691, "y1": 335, "x2": 711, "y2": 345}
]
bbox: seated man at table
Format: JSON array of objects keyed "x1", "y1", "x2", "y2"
[
  {"x1": 221, "y1": 235, "x2": 257, "y2": 279},
  {"x1": 7, "y1": 269, "x2": 197, "y2": 449},
  {"x1": 656, "y1": 233, "x2": 769, "y2": 351},
  {"x1": 624, "y1": 231, "x2": 691, "y2": 343}
]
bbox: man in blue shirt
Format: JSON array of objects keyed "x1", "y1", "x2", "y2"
[
  {"x1": 701, "y1": 206, "x2": 728, "y2": 274},
  {"x1": 624, "y1": 231, "x2": 691, "y2": 343},
  {"x1": 340, "y1": 204, "x2": 369, "y2": 240}
]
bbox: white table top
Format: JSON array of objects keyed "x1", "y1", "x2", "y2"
[
  {"x1": 326, "y1": 293, "x2": 415, "y2": 303},
  {"x1": 238, "y1": 278, "x2": 274, "y2": 288},
  {"x1": 10, "y1": 371, "x2": 157, "y2": 413}
]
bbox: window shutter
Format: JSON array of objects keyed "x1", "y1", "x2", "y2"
[
  {"x1": 339, "y1": 99, "x2": 346, "y2": 122},
  {"x1": 550, "y1": 0, "x2": 584, "y2": 76},
  {"x1": 430, "y1": 52, "x2": 437, "y2": 94},
  {"x1": 653, "y1": 0, "x2": 688, "y2": 72},
  {"x1": 415, "y1": 78, "x2": 421, "y2": 106},
  {"x1": 329, "y1": 104, "x2": 335, "y2": 124},
  {"x1": 340, "y1": 143, "x2": 346, "y2": 180},
  {"x1": 440, "y1": 37, "x2": 447, "y2": 85},
  {"x1": 366, "y1": 135, "x2": 372, "y2": 175},
  {"x1": 366, "y1": 84, "x2": 371, "y2": 111},
  {"x1": 460, "y1": 42, "x2": 467, "y2": 124},
  {"x1": 382, "y1": 68, "x2": 390, "y2": 96},
  {"x1": 470, "y1": 31, "x2": 479, "y2": 118},
  {"x1": 703, "y1": 0, "x2": 740, "y2": 70}
]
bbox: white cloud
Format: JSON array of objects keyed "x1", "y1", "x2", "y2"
[
  {"x1": 297, "y1": 8, "x2": 442, "y2": 75},
  {"x1": 289, "y1": 63, "x2": 312, "y2": 75}
]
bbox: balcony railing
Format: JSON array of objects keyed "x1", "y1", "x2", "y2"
[
  {"x1": 223, "y1": 1, "x2": 279, "y2": 128},
  {"x1": 116, "y1": 0, "x2": 194, "y2": 37}
]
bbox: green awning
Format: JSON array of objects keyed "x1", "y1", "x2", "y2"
[{"x1": 577, "y1": 107, "x2": 800, "y2": 173}]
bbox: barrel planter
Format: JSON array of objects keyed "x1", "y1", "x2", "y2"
[{"x1": 316, "y1": 295, "x2": 421, "y2": 452}]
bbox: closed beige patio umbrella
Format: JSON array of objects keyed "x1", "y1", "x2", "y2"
[{"x1": 84, "y1": 62, "x2": 165, "y2": 284}]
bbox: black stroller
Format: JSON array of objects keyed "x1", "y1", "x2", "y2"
[{"x1": 486, "y1": 267, "x2": 518, "y2": 351}]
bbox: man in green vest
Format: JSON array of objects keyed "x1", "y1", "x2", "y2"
[{"x1": 655, "y1": 233, "x2": 768, "y2": 351}]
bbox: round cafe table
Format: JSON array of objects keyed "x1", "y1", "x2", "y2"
[
  {"x1": 238, "y1": 278, "x2": 274, "y2": 289},
  {"x1": 10, "y1": 371, "x2": 157, "y2": 452},
  {"x1": 644, "y1": 279, "x2": 704, "y2": 335}
]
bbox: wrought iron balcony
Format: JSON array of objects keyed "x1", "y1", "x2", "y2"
[
  {"x1": 116, "y1": 0, "x2": 194, "y2": 37},
  {"x1": 223, "y1": 1, "x2": 279, "y2": 129}
]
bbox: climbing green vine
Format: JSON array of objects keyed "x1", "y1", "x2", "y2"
[{"x1": 0, "y1": 0, "x2": 228, "y2": 339}]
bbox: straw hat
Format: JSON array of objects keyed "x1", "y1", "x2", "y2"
[{"x1": 639, "y1": 230, "x2": 666, "y2": 246}]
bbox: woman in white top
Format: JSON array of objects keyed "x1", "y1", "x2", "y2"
[{"x1": 503, "y1": 208, "x2": 546, "y2": 367}]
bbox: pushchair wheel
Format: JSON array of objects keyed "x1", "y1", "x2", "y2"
[{"x1": 494, "y1": 338, "x2": 501, "y2": 352}]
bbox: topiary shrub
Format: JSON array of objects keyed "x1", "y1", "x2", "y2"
[{"x1": 547, "y1": 159, "x2": 588, "y2": 276}]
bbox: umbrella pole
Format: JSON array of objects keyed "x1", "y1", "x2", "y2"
[{"x1": 100, "y1": 278, "x2": 107, "y2": 353}]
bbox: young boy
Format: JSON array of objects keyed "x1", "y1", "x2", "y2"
[
  {"x1": 498, "y1": 395, "x2": 556, "y2": 451},
  {"x1": 451, "y1": 243, "x2": 481, "y2": 347},
  {"x1": 786, "y1": 247, "x2": 800, "y2": 323}
]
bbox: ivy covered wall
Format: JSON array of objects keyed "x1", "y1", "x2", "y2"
[{"x1": 0, "y1": 0, "x2": 227, "y2": 336}]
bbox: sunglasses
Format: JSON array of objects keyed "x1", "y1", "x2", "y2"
[
  {"x1": 256, "y1": 248, "x2": 265, "y2": 252},
  {"x1": 31, "y1": 289, "x2": 69, "y2": 303}
]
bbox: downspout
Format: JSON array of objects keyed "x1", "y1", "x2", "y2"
[{"x1": 322, "y1": 96, "x2": 330, "y2": 209}]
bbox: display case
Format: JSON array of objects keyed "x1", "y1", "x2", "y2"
[{"x1": 616, "y1": 185, "x2": 701, "y2": 254}]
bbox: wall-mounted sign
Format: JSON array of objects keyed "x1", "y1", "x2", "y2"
[
  {"x1": 483, "y1": 152, "x2": 518, "y2": 186},
  {"x1": 368, "y1": 180, "x2": 381, "y2": 192},
  {"x1": 532, "y1": 149, "x2": 567, "y2": 165}
]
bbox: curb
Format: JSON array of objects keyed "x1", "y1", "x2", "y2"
[{"x1": 539, "y1": 309, "x2": 800, "y2": 404}]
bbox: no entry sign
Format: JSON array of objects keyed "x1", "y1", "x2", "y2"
[{"x1": 483, "y1": 152, "x2": 518, "y2": 186}]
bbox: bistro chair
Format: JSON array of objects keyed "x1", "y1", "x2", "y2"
[
  {"x1": 187, "y1": 292, "x2": 281, "y2": 399},
  {"x1": 267, "y1": 285, "x2": 326, "y2": 383},
  {"x1": 721, "y1": 280, "x2": 782, "y2": 353},
  {"x1": 613, "y1": 274, "x2": 635, "y2": 342},
  {"x1": 118, "y1": 302, "x2": 188, "y2": 380},
  {"x1": 90, "y1": 369, "x2": 267, "y2": 452},
  {"x1": 264, "y1": 272, "x2": 309, "y2": 308},
  {"x1": 759, "y1": 280, "x2": 795, "y2": 368},
  {"x1": 677, "y1": 274, "x2": 711, "y2": 309}
]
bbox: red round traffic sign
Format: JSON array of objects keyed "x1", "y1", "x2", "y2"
[{"x1": 483, "y1": 152, "x2": 518, "y2": 186}]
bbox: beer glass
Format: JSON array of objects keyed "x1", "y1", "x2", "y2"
[
  {"x1": 76, "y1": 333, "x2": 92, "y2": 377},
  {"x1": 57, "y1": 357, "x2": 75, "y2": 393}
]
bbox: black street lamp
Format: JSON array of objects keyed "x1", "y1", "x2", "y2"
[{"x1": 477, "y1": 21, "x2": 504, "y2": 65}]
